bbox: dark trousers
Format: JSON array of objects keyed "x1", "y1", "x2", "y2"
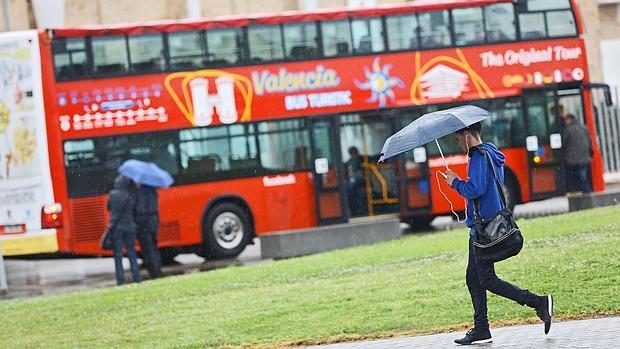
[
  {"x1": 466, "y1": 238, "x2": 541, "y2": 330},
  {"x1": 112, "y1": 230, "x2": 141, "y2": 285},
  {"x1": 566, "y1": 164, "x2": 592, "y2": 193},
  {"x1": 136, "y1": 215, "x2": 162, "y2": 279},
  {"x1": 347, "y1": 178, "x2": 366, "y2": 215}
]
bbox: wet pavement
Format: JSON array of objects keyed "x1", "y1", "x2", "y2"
[
  {"x1": 0, "y1": 240, "x2": 265, "y2": 299},
  {"x1": 304, "y1": 317, "x2": 620, "y2": 349}
]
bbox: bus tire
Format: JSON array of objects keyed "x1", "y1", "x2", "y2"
[
  {"x1": 202, "y1": 202, "x2": 252, "y2": 259},
  {"x1": 158, "y1": 247, "x2": 179, "y2": 265},
  {"x1": 502, "y1": 176, "x2": 519, "y2": 212},
  {"x1": 406, "y1": 216, "x2": 434, "y2": 232}
]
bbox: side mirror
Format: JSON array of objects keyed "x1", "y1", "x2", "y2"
[{"x1": 583, "y1": 83, "x2": 614, "y2": 106}]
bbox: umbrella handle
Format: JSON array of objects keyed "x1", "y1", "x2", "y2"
[{"x1": 435, "y1": 139, "x2": 449, "y2": 171}]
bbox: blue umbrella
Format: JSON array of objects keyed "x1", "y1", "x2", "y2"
[
  {"x1": 378, "y1": 105, "x2": 492, "y2": 166},
  {"x1": 118, "y1": 159, "x2": 174, "y2": 188}
]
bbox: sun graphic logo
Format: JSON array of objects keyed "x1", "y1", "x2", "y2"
[{"x1": 355, "y1": 57, "x2": 404, "y2": 108}]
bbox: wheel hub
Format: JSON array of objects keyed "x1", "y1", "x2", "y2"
[{"x1": 212, "y1": 212, "x2": 244, "y2": 249}]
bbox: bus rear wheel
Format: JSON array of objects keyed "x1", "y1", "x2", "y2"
[
  {"x1": 202, "y1": 202, "x2": 252, "y2": 259},
  {"x1": 502, "y1": 178, "x2": 519, "y2": 212}
]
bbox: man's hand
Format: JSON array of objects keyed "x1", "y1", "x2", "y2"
[{"x1": 444, "y1": 169, "x2": 460, "y2": 185}]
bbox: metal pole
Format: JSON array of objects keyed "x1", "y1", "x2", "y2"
[
  {"x1": 0, "y1": 241, "x2": 7, "y2": 293},
  {"x1": 2, "y1": 0, "x2": 9, "y2": 32}
]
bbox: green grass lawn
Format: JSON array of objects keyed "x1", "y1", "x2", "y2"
[{"x1": 1, "y1": 206, "x2": 619, "y2": 349}]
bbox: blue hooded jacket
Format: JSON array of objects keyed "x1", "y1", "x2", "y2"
[{"x1": 450, "y1": 142, "x2": 505, "y2": 236}]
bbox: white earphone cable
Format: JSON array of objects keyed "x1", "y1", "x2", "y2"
[{"x1": 435, "y1": 134, "x2": 470, "y2": 223}]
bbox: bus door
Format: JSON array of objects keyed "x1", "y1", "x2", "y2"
[
  {"x1": 339, "y1": 113, "x2": 400, "y2": 217},
  {"x1": 309, "y1": 117, "x2": 348, "y2": 224},
  {"x1": 399, "y1": 109, "x2": 432, "y2": 215},
  {"x1": 523, "y1": 87, "x2": 572, "y2": 199}
]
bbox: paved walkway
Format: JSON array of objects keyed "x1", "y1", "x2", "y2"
[{"x1": 304, "y1": 317, "x2": 619, "y2": 349}]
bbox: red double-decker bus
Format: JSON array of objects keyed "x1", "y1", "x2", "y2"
[{"x1": 0, "y1": 0, "x2": 608, "y2": 258}]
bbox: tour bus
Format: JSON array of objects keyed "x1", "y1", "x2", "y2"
[{"x1": 0, "y1": 0, "x2": 608, "y2": 259}]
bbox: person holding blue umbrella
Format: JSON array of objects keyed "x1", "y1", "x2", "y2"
[
  {"x1": 379, "y1": 106, "x2": 553, "y2": 345},
  {"x1": 443, "y1": 122, "x2": 553, "y2": 345},
  {"x1": 119, "y1": 159, "x2": 174, "y2": 279},
  {"x1": 107, "y1": 175, "x2": 141, "y2": 285}
]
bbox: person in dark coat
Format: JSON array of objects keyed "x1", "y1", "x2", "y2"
[
  {"x1": 345, "y1": 146, "x2": 365, "y2": 215},
  {"x1": 107, "y1": 175, "x2": 141, "y2": 285},
  {"x1": 562, "y1": 113, "x2": 593, "y2": 193},
  {"x1": 134, "y1": 184, "x2": 162, "y2": 279},
  {"x1": 444, "y1": 122, "x2": 553, "y2": 345}
]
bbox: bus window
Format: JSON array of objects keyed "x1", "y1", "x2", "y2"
[
  {"x1": 257, "y1": 119, "x2": 310, "y2": 173},
  {"x1": 484, "y1": 3, "x2": 516, "y2": 42},
  {"x1": 480, "y1": 99, "x2": 526, "y2": 148},
  {"x1": 206, "y1": 28, "x2": 245, "y2": 66},
  {"x1": 351, "y1": 17, "x2": 384, "y2": 54},
  {"x1": 283, "y1": 22, "x2": 319, "y2": 60},
  {"x1": 452, "y1": 7, "x2": 485, "y2": 46},
  {"x1": 52, "y1": 38, "x2": 88, "y2": 80},
  {"x1": 179, "y1": 124, "x2": 260, "y2": 181},
  {"x1": 92, "y1": 35, "x2": 129, "y2": 75},
  {"x1": 518, "y1": 12, "x2": 546, "y2": 39},
  {"x1": 168, "y1": 31, "x2": 205, "y2": 70},
  {"x1": 128, "y1": 34, "x2": 165, "y2": 73},
  {"x1": 516, "y1": 0, "x2": 575, "y2": 40},
  {"x1": 526, "y1": 0, "x2": 570, "y2": 11},
  {"x1": 386, "y1": 14, "x2": 419, "y2": 51},
  {"x1": 546, "y1": 10, "x2": 577, "y2": 37},
  {"x1": 321, "y1": 20, "x2": 353, "y2": 57},
  {"x1": 419, "y1": 10, "x2": 451, "y2": 49},
  {"x1": 248, "y1": 25, "x2": 284, "y2": 62},
  {"x1": 91, "y1": 35, "x2": 129, "y2": 75}
]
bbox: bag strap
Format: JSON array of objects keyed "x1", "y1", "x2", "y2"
[{"x1": 473, "y1": 148, "x2": 506, "y2": 220}]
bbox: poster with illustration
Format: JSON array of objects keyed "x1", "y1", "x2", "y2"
[{"x1": 0, "y1": 31, "x2": 53, "y2": 230}]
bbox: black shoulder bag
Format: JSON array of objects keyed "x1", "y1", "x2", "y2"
[
  {"x1": 472, "y1": 149, "x2": 524, "y2": 262},
  {"x1": 100, "y1": 196, "x2": 130, "y2": 250}
]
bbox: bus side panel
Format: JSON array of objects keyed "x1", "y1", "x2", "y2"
[
  {"x1": 502, "y1": 148, "x2": 531, "y2": 203},
  {"x1": 39, "y1": 31, "x2": 73, "y2": 253},
  {"x1": 428, "y1": 155, "x2": 469, "y2": 215},
  {"x1": 427, "y1": 147, "x2": 530, "y2": 216},
  {"x1": 67, "y1": 172, "x2": 317, "y2": 255},
  {"x1": 582, "y1": 90, "x2": 606, "y2": 192}
]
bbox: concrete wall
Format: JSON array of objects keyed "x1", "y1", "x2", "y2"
[
  {"x1": 576, "y1": 0, "x2": 603, "y2": 82},
  {"x1": 598, "y1": 4, "x2": 620, "y2": 94}
]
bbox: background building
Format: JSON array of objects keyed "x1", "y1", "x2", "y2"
[{"x1": 0, "y1": 0, "x2": 607, "y2": 86}]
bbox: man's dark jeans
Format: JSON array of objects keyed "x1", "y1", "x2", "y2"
[
  {"x1": 466, "y1": 238, "x2": 541, "y2": 330},
  {"x1": 136, "y1": 215, "x2": 162, "y2": 279},
  {"x1": 566, "y1": 164, "x2": 592, "y2": 193},
  {"x1": 112, "y1": 230, "x2": 141, "y2": 285}
]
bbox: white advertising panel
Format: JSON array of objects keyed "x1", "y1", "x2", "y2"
[{"x1": 0, "y1": 31, "x2": 54, "y2": 232}]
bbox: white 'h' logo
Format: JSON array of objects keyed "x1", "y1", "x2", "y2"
[{"x1": 189, "y1": 76, "x2": 238, "y2": 126}]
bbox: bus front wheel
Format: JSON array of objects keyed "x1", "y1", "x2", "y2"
[{"x1": 202, "y1": 202, "x2": 252, "y2": 259}]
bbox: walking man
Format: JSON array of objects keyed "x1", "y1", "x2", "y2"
[
  {"x1": 562, "y1": 113, "x2": 593, "y2": 193},
  {"x1": 443, "y1": 122, "x2": 553, "y2": 345},
  {"x1": 134, "y1": 184, "x2": 162, "y2": 279}
]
